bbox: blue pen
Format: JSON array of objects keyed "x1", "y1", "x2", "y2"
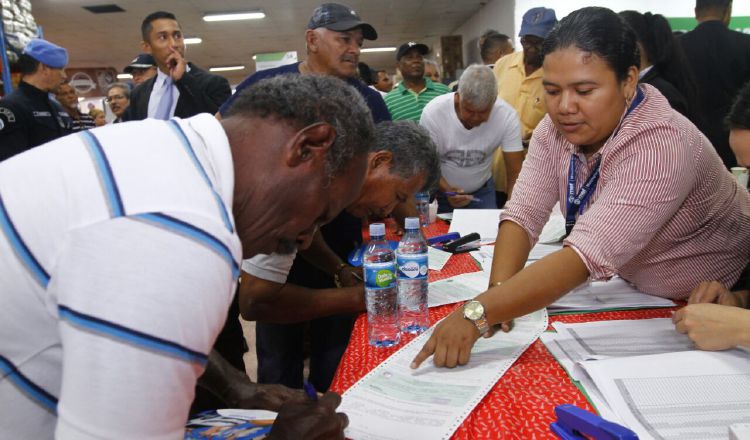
[
  {"x1": 303, "y1": 381, "x2": 318, "y2": 402},
  {"x1": 443, "y1": 191, "x2": 482, "y2": 203}
]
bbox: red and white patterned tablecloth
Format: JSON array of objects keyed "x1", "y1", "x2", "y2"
[{"x1": 332, "y1": 220, "x2": 676, "y2": 439}]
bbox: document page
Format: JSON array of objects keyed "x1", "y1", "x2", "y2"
[
  {"x1": 581, "y1": 350, "x2": 750, "y2": 440},
  {"x1": 550, "y1": 278, "x2": 675, "y2": 312},
  {"x1": 542, "y1": 318, "x2": 694, "y2": 381},
  {"x1": 428, "y1": 271, "x2": 488, "y2": 307},
  {"x1": 340, "y1": 309, "x2": 548, "y2": 440},
  {"x1": 448, "y1": 209, "x2": 502, "y2": 241}
]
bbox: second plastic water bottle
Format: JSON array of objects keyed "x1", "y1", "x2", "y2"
[
  {"x1": 397, "y1": 217, "x2": 430, "y2": 334},
  {"x1": 415, "y1": 191, "x2": 430, "y2": 227},
  {"x1": 364, "y1": 223, "x2": 400, "y2": 347}
]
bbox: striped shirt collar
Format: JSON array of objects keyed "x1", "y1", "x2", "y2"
[{"x1": 395, "y1": 78, "x2": 441, "y2": 95}]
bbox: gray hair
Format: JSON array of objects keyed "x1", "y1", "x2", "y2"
[
  {"x1": 372, "y1": 121, "x2": 440, "y2": 192},
  {"x1": 457, "y1": 64, "x2": 497, "y2": 109},
  {"x1": 424, "y1": 59, "x2": 441, "y2": 74},
  {"x1": 224, "y1": 74, "x2": 375, "y2": 178},
  {"x1": 106, "y1": 82, "x2": 131, "y2": 99}
]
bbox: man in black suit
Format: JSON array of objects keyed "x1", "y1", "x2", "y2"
[
  {"x1": 681, "y1": 0, "x2": 750, "y2": 168},
  {"x1": 125, "y1": 11, "x2": 231, "y2": 121}
]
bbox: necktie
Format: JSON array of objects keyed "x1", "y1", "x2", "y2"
[{"x1": 154, "y1": 77, "x2": 174, "y2": 120}]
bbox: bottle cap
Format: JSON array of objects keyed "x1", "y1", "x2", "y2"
[
  {"x1": 369, "y1": 223, "x2": 386, "y2": 237},
  {"x1": 405, "y1": 217, "x2": 420, "y2": 230}
]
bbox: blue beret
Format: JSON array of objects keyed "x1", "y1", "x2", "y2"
[{"x1": 23, "y1": 39, "x2": 68, "y2": 69}]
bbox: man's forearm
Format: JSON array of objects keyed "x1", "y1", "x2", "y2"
[{"x1": 198, "y1": 349, "x2": 258, "y2": 407}]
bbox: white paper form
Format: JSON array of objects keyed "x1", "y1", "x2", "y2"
[
  {"x1": 428, "y1": 246, "x2": 452, "y2": 271},
  {"x1": 542, "y1": 319, "x2": 694, "y2": 381},
  {"x1": 428, "y1": 271, "x2": 488, "y2": 307},
  {"x1": 427, "y1": 271, "x2": 674, "y2": 312},
  {"x1": 539, "y1": 331, "x2": 622, "y2": 424},
  {"x1": 339, "y1": 309, "x2": 548, "y2": 440},
  {"x1": 448, "y1": 209, "x2": 502, "y2": 241},
  {"x1": 580, "y1": 350, "x2": 750, "y2": 440},
  {"x1": 550, "y1": 278, "x2": 675, "y2": 312}
]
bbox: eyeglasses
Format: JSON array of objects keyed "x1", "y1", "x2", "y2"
[{"x1": 105, "y1": 95, "x2": 126, "y2": 103}]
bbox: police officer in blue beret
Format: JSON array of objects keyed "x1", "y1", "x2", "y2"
[{"x1": 0, "y1": 38, "x2": 73, "y2": 162}]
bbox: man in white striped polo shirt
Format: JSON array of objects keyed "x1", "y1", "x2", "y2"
[{"x1": 0, "y1": 75, "x2": 370, "y2": 439}]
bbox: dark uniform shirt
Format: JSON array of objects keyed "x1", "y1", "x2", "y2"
[{"x1": 0, "y1": 81, "x2": 73, "y2": 162}]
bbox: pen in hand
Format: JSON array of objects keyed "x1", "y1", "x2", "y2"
[
  {"x1": 303, "y1": 381, "x2": 318, "y2": 402},
  {"x1": 443, "y1": 191, "x2": 482, "y2": 203}
]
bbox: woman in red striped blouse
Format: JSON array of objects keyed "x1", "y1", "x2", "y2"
[{"x1": 412, "y1": 6, "x2": 750, "y2": 369}]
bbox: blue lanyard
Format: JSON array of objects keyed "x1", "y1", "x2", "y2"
[
  {"x1": 565, "y1": 156, "x2": 601, "y2": 236},
  {"x1": 564, "y1": 87, "x2": 644, "y2": 237}
]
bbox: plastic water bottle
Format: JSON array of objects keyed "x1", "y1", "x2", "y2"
[
  {"x1": 396, "y1": 217, "x2": 430, "y2": 334},
  {"x1": 415, "y1": 191, "x2": 430, "y2": 227},
  {"x1": 364, "y1": 223, "x2": 400, "y2": 347}
]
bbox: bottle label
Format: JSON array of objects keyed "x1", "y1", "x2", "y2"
[
  {"x1": 364, "y1": 262, "x2": 396, "y2": 290},
  {"x1": 397, "y1": 254, "x2": 428, "y2": 280}
]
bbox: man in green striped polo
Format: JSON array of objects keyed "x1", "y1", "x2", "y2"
[{"x1": 384, "y1": 42, "x2": 450, "y2": 121}]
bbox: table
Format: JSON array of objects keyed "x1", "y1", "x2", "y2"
[{"x1": 331, "y1": 220, "x2": 675, "y2": 439}]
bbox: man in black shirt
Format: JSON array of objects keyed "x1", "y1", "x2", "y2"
[
  {"x1": 0, "y1": 39, "x2": 72, "y2": 162},
  {"x1": 681, "y1": 0, "x2": 750, "y2": 168}
]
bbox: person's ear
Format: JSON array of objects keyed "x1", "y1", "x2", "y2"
[
  {"x1": 285, "y1": 122, "x2": 337, "y2": 168},
  {"x1": 369, "y1": 150, "x2": 393, "y2": 170},
  {"x1": 141, "y1": 40, "x2": 152, "y2": 55},
  {"x1": 624, "y1": 65, "x2": 639, "y2": 103},
  {"x1": 305, "y1": 30, "x2": 319, "y2": 53}
]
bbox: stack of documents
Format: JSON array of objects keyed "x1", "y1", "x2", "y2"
[
  {"x1": 542, "y1": 318, "x2": 750, "y2": 439},
  {"x1": 428, "y1": 271, "x2": 675, "y2": 312}
]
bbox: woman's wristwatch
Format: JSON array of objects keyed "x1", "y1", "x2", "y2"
[{"x1": 463, "y1": 300, "x2": 490, "y2": 335}]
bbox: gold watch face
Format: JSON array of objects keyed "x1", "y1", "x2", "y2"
[{"x1": 463, "y1": 300, "x2": 485, "y2": 320}]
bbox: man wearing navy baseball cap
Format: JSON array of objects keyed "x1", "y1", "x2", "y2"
[
  {"x1": 0, "y1": 38, "x2": 73, "y2": 161},
  {"x1": 123, "y1": 53, "x2": 157, "y2": 86}
]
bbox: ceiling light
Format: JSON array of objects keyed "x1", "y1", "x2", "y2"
[
  {"x1": 361, "y1": 47, "x2": 397, "y2": 53},
  {"x1": 184, "y1": 37, "x2": 202, "y2": 45},
  {"x1": 209, "y1": 65, "x2": 246, "y2": 72},
  {"x1": 117, "y1": 73, "x2": 133, "y2": 79},
  {"x1": 203, "y1": 11, "x2": 265, "y2": 22},
  {"x1": 252, "y1": 55, "x2": 257, "y2": 60}
]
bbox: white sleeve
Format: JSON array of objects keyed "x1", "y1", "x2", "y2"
[
  {"x1": 499, "y1": 104, "x2": 524, "y2": 153},
  {"x1": 241, "y1": 252, "x2": 296, "y2": 284},
  {"x1": 50, "y1": 216, "x2": 237, "y2": 440}
]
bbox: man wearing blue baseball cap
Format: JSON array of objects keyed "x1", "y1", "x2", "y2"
[
  {"x1": 0, "y1": 38, "x2": 73, "y2": 162},
  {"x1": 491, "y1": 7, "x2": 557, "y2": 207}
]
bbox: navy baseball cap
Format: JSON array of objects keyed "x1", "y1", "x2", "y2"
[
  {"x1": 396, "y1": 42, "x2": 429, "y2": 61},
  {"x1": 308, "y1": 3, "x2": 378, "y2": 40},
  {"x1": 519, "y1": 7, "x2": 557, "y2": 39},
  {"x1": 23, "y1": 38, "x2": 68, "y2": 68},
  {"x1": 124, "y1": 54, "x2": 156, "y2": 73}
]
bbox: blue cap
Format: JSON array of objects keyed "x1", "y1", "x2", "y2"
[
  {"x1": 23, "y1": 38, "x2": 68, "y2": 68},
  {"x1": 519, "y1": 7, "x2": 557, "y2": 39}
]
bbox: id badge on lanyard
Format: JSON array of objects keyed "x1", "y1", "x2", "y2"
[{"x1": 563, "y1": 87, "x2": 644, "y2": 237}]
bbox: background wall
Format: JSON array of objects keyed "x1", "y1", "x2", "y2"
[
  {"x1": 449, "y1": 0, "x2": 515, "y2": 67},
  {"x1": 450, "y1": 0, "x2": 750, "y2": 67}
]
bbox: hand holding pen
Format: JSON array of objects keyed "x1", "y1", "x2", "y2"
[{"x1": 443, "y1": 189, "x2": 478, "y2": 209}]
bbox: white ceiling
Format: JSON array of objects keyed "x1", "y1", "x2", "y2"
[{"x1": 30, "y1": 0, "x2": 486, "y2": 84}]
